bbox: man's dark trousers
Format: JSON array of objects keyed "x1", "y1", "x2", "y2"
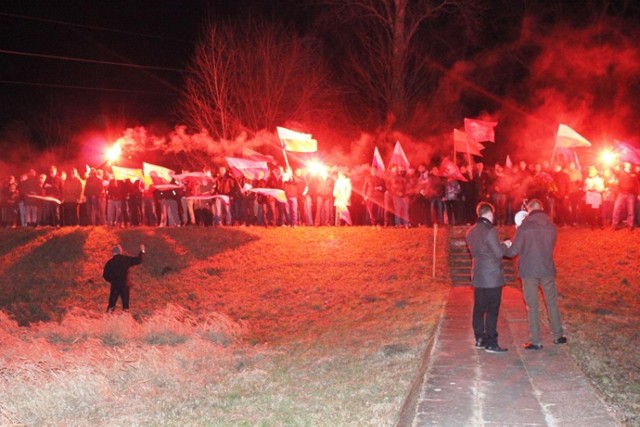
[{"x1": 473, "y1": 286, "x2": 503, "y2": 347}]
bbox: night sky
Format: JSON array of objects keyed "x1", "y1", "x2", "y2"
[{"x1": 0, "y1": 0, "x2": 208, "y2": 130}]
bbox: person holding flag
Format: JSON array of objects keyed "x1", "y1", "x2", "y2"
[{"x1": 362, "y1": 166, "x2": 386, "y2": 227}]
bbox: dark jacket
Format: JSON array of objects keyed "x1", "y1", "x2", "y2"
[
  {"x1": 103, "y1": 252, "x2": 143, "y2": 287},
  {"x1": 466, "y1": 217, "x2": 508, "y2": 288},
  {"x1": 506, "y1": 210, "x2": 556, "y2": 278}
]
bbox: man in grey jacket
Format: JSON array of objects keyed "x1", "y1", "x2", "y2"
[
  {"x1": 506, "y1": 199, "x2": 567, "y2": 350},
  {"x1": 466, "y1": 202, "x2": 510, "y2": 352}
]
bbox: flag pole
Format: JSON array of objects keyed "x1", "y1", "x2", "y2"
[
  {"x1": 432, "y1": 224, "x2": 438, "y2": 278},
  {"x1": 280, "y1": 141, "x2": 291, "y2": 171}
]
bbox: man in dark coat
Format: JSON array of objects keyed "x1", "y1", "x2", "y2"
[
  {"x1": 103, "y1": 244, "x2": 144, "y2": 313},
  {"x1": 506, "y1": 199, "x2": 567, "y2": 350},
  {"x1": 466, "y1": 202, "x2": 510, "y2": 352}
]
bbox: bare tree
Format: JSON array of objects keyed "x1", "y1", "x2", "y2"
[
  {"x1": 180, "y1": 19, "x2": 328, "y2": 140},
  {"x1": 319, "y1": 0, "x2": 483, "y2": 131}
]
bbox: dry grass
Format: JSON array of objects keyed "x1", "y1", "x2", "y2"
[
  {"x1": 0, "y1": 226, "x2": 450, "y2": 425},
  {"x1": 1, "y1": 226, "x2": 638, "y2": 425},
  {"x1": 550, "y1": 227, "x2": 640, "y2": 425}
]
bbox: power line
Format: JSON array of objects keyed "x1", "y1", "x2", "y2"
[
  {"x1": 0, "y1": 48, "x2": 183, "y2": 72},
  {"x1": 0, "y1": 11, "x2": 190, "y2": 43},
  {"x1": 0, "y1": 79, "x2": 176, "y2": 95}
]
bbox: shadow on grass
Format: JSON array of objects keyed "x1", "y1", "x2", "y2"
[
  {"x1": 0, "y1": 229, "x2": 88, "y2": 325},
  {"x1": 0, "y1": 227, "x2": 260, "y2": 325},
  {"x1": 117, "y1": 227, "x2": 259, "y2": 277},
  {"x1": 0, "y1": 228, "x2": 50, "y2": 258}
]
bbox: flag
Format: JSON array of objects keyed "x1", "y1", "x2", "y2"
[
  {"x1": 453, "y1": 129, "x2": 484, "y2": 157},
  {"x1": 388, "y1": 141, "x2": 410, "y2": 171},
  {"x1": 143, "y1": 162, "x2": 174, "y2": 189},
  {"x1": 277, "y1": 126, "x2": 318, "y2": 152},
  {"x1": 505, "y1": 155, "x2": 513, "y2": 168},
  {"x1": 372, "y1": 146, "x2": 385, "y2": 172},
  {"x1": 242, "y1": 146, "x2": 276, "y2": 164},
  {"x1": 248, "y1": 188, "x2": 287, "y2": 203},
  {"x1": 225, "y1": 157, "x2": 270, "y2": 181},
  {"x1": 555, "y1": 124, "x2": 591, "y2": 148},
  {"x1": 111, "y1": 166, "x2": 143, "y2": 182},
  {"x1": 173, "y1": 171, "x2": 211, "y2": 184},
  {"x1": 614, "y1": 139, "x2": 640, "y2": 164},
  {"x1": 464, "y1": 118, "x2": 498, "y2": 144},
  {"x1": 439, "y1": 158, "x2": 468, "y2": 182},
  {"x1": 27, "y1": 195, "x2": 62, "y2": 204}
]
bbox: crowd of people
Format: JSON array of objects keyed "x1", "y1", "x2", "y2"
[{"x1": 0, "y1": 157, "x2": 638, "y2": 229}]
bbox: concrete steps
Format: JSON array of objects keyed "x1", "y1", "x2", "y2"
[{"x1": 447, "y1": 226, "x2": 517, "y2": 287}]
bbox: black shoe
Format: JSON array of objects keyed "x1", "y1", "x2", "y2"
[
  {"x1": 485, "y1": 345, "x2": 508, "y2": 353},
  {"x1": 475, "y1": 338, "x2": 485, "y2": 348},
  {"x1": 553, "y1": 336, "x2": 568, "y2": 344},
  {"x1": 523, "y1": 342, "x2": 543, "y2": 350}
]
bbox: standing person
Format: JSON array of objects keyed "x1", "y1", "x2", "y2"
[
  {"x1": 333, "y1": 170, "x2": 352, "y2": 226},
  {"x1": 84, "y1": 168, "x2": 103, "y2": 225},
  {"x1": 43, "y1": 165, "x2": 63, "y2": 226},
  {"x1": 362, "y1": 166, "x2": 385, "y2": 227},
  {"x1": 611, "y1": 161, "x2": 637, "y2": 230},
  {"x1": 103, "y1": 244, "x2": 145, "y2": 313},
  {"x1": 466, "y1": 202, "x2": 510, "y2": 353},
  {"x1": 506, "y1": 199, "x2": 567, "y2": 350},
  {"x1": 62, "y1": 168, "x2": 84, "y2": 226},
  {"x1": 282, "y1": 168, "x2": 299, "y2": 227},
  {"x1": 583, "y1": 166, "x2": 605, "y2": 229}
]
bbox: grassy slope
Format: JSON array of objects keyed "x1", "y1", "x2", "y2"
[
  {"x1": 1, "y1": 226, "x2": 638, "y2": 424},
  {"x1": 0, "y1": 226, "x2": 450, "y2": 425}
]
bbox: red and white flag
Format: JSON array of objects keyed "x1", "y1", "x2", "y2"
[
  {"x1": 505, "y1": 155, "x2": 513, "y2": 168},
  {"x1": 248, "y1": 188, "x2": 287, "y2": 203},
  {"x1": 143, "y1": 162, "x2": 174, "y2": 188},
  {"x1": 555, "y1": 124, "x2": 591, "y2": 148},
  {"x1": 388, "y1": 141, "x2": 410, "y2": 171},
  {"x1": 439, "y1": 158, "x2": 468, "y2": 182},
  {"x1": 464, "y1": 118, "x2": 498, "y2": 144},
  {"x1": 277, "y1": 126, "x2": 318, "y2": 153},
  {"x1": 453, "y1": 129, "x2": 484, "y2": 157},
  {"x1": 242, "y1": 146, "x2": 276, "y2": 164},
  {"x1": 173, "y1": 171, "x2": 211, "y2": 185},
  {"x1": 111, "y1": 166, "x2": 144, "y2": 182},
  {"x1": 372, "y1": 146, "x2": 385, "y2": 172},
  {"x1": 225, "y1": 157, "x2": 269, "y2": 181}
]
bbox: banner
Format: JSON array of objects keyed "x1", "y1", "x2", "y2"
[
  {"x1": 277, "y1": 126, "x2": 318, "y2": 153},
  {"x1": 453, "y1": 129, "x2": 484, "y2": 157},
  {"x1": 464, "y1": 118, "x2": 497, "y2": 144},
  {"x1": 143, "y1": 162, "x2": 175, "y2": 189},
  {"x1": 242, "y1": 146, "x2": 276, "y2": 164},
  {"x1": 388, "y1": 141, "x2": 410, "y2": 171},
  {"x1": 248, "y1": 188, "x2": 287, "y2": 203},
  {"x1": 27, "y1": 195, "x2": 62, "y2": 204},
  {"x1": 111, "y1": 166, "x2": 144, "y2": 182},
  {"x1": 555, "y1": 124, "x2": 591, "y2": 148},
  {"x1": 225, "y1": 157, "x2": 269, "y2": 181}
]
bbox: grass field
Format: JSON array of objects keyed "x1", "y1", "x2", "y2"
[{"x1": 0, "y1": 225, "x2": 638, "y2": 425}]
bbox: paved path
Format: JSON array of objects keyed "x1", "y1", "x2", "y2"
[{"x1": 405, "y1": 286, "x2": 619, "y2": 426}]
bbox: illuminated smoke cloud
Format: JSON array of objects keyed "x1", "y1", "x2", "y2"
[{"x1": 436, "y1": 15, "x2": 640, "y2": 164}]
